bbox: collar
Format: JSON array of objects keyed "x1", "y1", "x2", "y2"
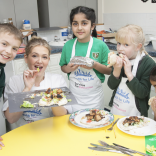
[{"x1": 0, "y1": 63, "x2": 6, "y2": 69}]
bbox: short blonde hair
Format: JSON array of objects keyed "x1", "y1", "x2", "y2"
[
  {"x1": 0, "y1": 23, "x2": 23, "y2": 43},
  {"x1": 116, "y1": 24, "x2": 145, "y2": 53},
  {"x1": 25, "y1": 36, "x2": 51, "y2": 56}
]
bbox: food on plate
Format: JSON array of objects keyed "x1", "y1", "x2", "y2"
[
  {"x1": 39, "y1": 88, "x2": 68, "y2": 106},
  {"x1": 119, "y1": 116, "x2": 148, "y2": 131},
  {"x1": 107, "y1": 52, "x2": 124, "y2": 67},
  {"x1": 80, "y1": 109, "x2": 109, "y2": 126},
  {"x1": 148, "y1": 96, "x2": 156, "y2": 105},
  {"x1": 20, "y1": 101, "x2": 34, "y2": 108}
]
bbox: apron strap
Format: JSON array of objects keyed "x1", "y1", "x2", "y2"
[
  {"x1": 131, "y1": 51, "x2": 145, "y2": 77},
  {"x1": 71, "y1": 37, "x2": 93, "y2": 59}
]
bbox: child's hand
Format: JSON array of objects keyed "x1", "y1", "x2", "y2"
[
  {"x1": 123, "y1": 55, "x2": 133, "y2": 81},
  {"x1": 113, "y1": 56, "x2": 123, "y2": 78},
  {"x1": 0, "y1": 136, "x2": 4, "y2": 149},
  {"x1": 113, "y1": 56, "x2": 123, "y2": 70},
  {"x1": 151, "y1": 98, "x2": 156, "y2": 114},
  {"x1": 23, "y1": 70, "x2": 38, "y2": 91},
  {"x1": 67, "y1": 63, "x2": 79, "y2": 72}
]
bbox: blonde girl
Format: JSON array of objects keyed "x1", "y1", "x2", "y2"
[
  {"x1": 108, "y1": 24, "x2": 155, "y2": 117},
  {"x1": 3, "y1": 37, "x2": 68, "y2": 130}
]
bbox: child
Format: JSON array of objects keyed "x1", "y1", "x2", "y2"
[
  {"x1": 0, "y1": 23, "x2": 22, "y2": 149},
  {"x1": 59, "y1": 6, "x2": 111, "y2": 114},
  {"x1": 3, "y1": 37, "x2": 69, "y2": 131},
  {"x1": 149, "y1": 66, "x2": 156, "y2": 121},
  {"x1": 107, "y1": 24, "x2": 155, "y2": 117}
]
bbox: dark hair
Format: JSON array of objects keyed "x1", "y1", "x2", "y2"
[
  {"x1": 0, "y1": 23, "x2": 23, "y2": 43},
  {"x1": 70, "y1": 6, "x2": 97, "y2": 38},
  {"x1": 150, "y1": 66, "x2": 156, "y2": 81}
]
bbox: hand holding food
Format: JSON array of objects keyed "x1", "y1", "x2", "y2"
[
  {"x1": 67, "y1": 63, "x2": 79, "y2": 72},
  {"x1": 23, "y1": 69, "x2": 38, "y2": 91},
  {"x1": 107, "y1": 52, "x2": 123, "y2": 67},
  {"x1": 149, "y1": 96, "x2": 156, "y2": 114}
]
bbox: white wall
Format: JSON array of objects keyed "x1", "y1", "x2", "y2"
[{"x1": 103, "y1": 0, "x2": 156, "y2": 13}]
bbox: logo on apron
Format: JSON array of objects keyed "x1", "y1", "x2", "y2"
[{"x1": 92, "y1": 52, "x2": 99, "y2": 59}]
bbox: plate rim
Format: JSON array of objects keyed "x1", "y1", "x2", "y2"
[
  {"x1": 69, "y1": 108, "x2": 114, "y2": 129},
  {"x1": 117, "y1": 116, "x2": 156, "y2": 136}
]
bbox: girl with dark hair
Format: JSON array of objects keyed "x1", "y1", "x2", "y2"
[{"x1": 59, "y1": 6, "x2": 111, "y2": 114}]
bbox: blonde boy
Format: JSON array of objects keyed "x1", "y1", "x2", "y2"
[{"x1": 0, "y1": 23, "x2": 22, "y2": 149}]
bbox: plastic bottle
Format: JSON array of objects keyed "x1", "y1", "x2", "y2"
[
  {"x1": 3, "y1": 19, "x2": 8, "y2": 23},
  {"x1": 67, "y1": 26, "x2": 73, "y2": 40},
  {"x1": 8, "y1": 18, "x2": 13, "y2": 25},
  {"x1": 23, "y1": 20, "x2": 31, "y2": 30}
]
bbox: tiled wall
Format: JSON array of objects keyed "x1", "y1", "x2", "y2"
[{"x1": 103, "y1": 13, "x2": 156, "y2": 35}]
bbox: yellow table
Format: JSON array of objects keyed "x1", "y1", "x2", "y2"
[{"x1": 1, "y1": 115, "x2": 155, "y2": 156}]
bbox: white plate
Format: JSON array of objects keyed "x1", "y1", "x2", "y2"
[
  {"x1": 117, "y1": 116, "x2": 156, "y2": 136},
  {"x1": 69, "y1": 108, "x2": 114, "y2": 129}
]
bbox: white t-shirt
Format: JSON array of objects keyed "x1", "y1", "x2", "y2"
[{"x1": 3, "y1": 72, "x2": 72, "y2": 130}]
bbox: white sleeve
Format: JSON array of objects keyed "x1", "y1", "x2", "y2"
[
  {"x1": 58, "y1": 75, "x2": 67, "y2": 88},
  {"x1": 2, "y1": 75, "x2": 24, "y2": 116},
  {"x1": 63, "y1": 105, "x2": 73, "y2": 114}
]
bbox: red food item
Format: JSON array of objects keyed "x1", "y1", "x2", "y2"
[{"x1": 86, "y1": 120, "x2": 92, "y2": 123}]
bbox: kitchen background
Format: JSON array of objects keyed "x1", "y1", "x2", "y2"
[{"x1": 0, "y1": 0, "x2": 156, "y2": 135}]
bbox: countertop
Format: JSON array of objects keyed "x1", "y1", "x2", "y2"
[{"x1": 14, "y1": 42, "x2": 156, "y2": 59}]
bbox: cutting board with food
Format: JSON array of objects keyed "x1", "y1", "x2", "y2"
[{"x1": 8, "y1": 87, "x2": 77, "y2": 113}]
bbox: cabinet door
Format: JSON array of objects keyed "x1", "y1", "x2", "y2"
[
  {"x1": 85, "y1": 0, "x2": 98, "y2": 23},
  {"x1": 48, "y1": 0, "x2": 69, "y2": 27},
  {"x1": 67, "y1": 0, "x2": 86, "y2": 14},
  {"x1": 14, "y1": 0, "x2": 39, "y2": 29},
  {"x1": 46, "y1": 53, "x2": 61, "y2": 73},
  {"x1": 0, "y1": 0, "x2": 16, "y2": 26},
  {"x1": 13, "y1": 59, "x2": 28, "y2": 75}
]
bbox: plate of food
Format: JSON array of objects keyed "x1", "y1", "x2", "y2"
[
  {"x1": 117, "y1": 116, "x2": 156, "y2": 136},
  {"x1": 8, "y1": 87, "x2": 77, "y2": 113},
  {"x1": 69, "y1": 108, "x2": 114, "y2": 129}
]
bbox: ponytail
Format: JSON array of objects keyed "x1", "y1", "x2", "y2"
[{"x1": 92, "y1": 26, "x2": 97, "y2": 38}]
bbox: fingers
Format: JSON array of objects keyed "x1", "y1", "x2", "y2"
[
  {"x1": 0, "y1": 136, "x2": 2, "y2": 141},
  {"x1": 23, "y1": 70, "x2": 38, "y2": 78},
  {"x1": 0, "y1": 139, "x2": 4, "y2": 149}
]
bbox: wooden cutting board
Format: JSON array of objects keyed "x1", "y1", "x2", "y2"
[{"x1": 102, "y1": 33, "x2": 116, "y2": 38}]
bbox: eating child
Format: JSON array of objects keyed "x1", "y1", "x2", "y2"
[
  {"x1": 3, "y1": 36, "x2": 69, "y2": 131},
  {"x1": 0, "y1": 23, "x2": 22, "y2": 149},
  {"x1": 149, "y1": 66, "x2": 156, "y2": 121},
  {"x1": 107, "y1": 24, "x2": 155, "y2": 117},
  {"x1": 59, "y1": 6, "x2": 111, "y2": 114}
]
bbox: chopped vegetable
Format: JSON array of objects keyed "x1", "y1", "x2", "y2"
[
  {"x1": 146, "y1": 145, "x2": 156, "y2": 154},
  {"x1": 42, "y1": 98, "x2": 47, "y2": 102},
  {"x1": 86, "y1": 120, "x2": 92, "y2": 123},
  {"x1": 20, "y1": 101, "x2": 34, "y2": 108},
  {"x1": 40, "y1": 92, "x2": 44, "y2": 96},
  {"x1": 37, "y1": 67, "x2": 40, "y2": 72},
  {"x1": 67, "y1": 99, "x2": 72, "y2": 102},
  {"x1": 30, "y1": 95, "x2": 35, "y2": 99}
]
